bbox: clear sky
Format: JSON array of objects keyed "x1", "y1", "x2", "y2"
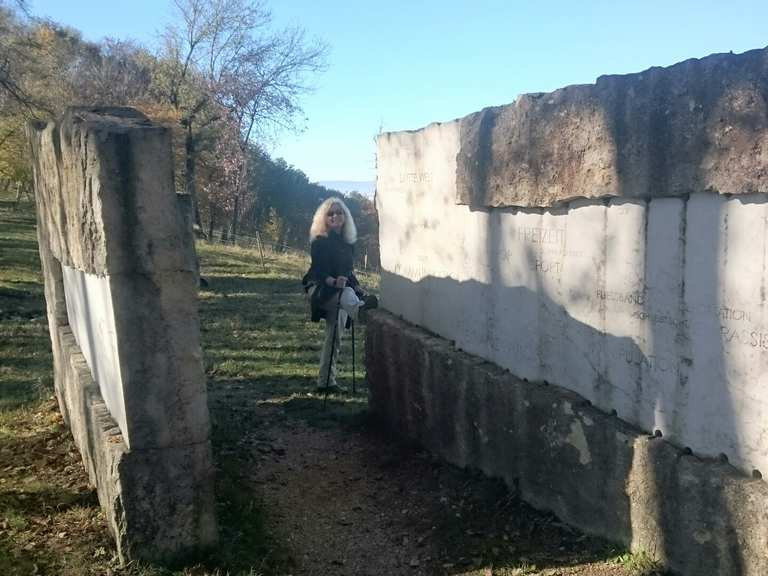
[{"x1": 27, "y1": 0, "x2": 768, "y2": 182}]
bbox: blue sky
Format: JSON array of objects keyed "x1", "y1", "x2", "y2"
[{"x1": 28, "y1": 0, "x2": 768, "y2": 182}]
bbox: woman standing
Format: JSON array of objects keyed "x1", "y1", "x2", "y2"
[{"x1": 306, "y1": 197, "x2": 375, "y2": 391}]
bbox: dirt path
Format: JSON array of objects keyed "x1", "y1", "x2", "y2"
[
  {"x1": 0, "y1": 205, "x2": 658, "y2": 575},
  {"x1": 208, "y1": 384, "x2": 653, "y2": 576}
]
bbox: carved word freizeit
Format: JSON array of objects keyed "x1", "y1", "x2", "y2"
[{"x1": 514, "y1": 226, "x2": 566, "y2": 245}]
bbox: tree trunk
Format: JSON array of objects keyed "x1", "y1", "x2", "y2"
[
  {"x1": 184, "y1": 123, "x2": 203, "y2": 230},
  {"x1": 229, "y1": 153, "x2": 251, "y2": 245},
  {"x1": 194, "y1": 201, "x2": 203, "y2": 232},
  {"x1": 230, "y1": 194, "x2": 240, "y2": 245},
  {"x1": 207, "y1": 206, "x2": 216, "y2": 243}
]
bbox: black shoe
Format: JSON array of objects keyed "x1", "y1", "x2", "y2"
[
  {"x1": 357, "y1": 294, "x2": 378, "y2": 322},
  {"x1": 361, "y1": 294, "x2": 378, "y2": 310},
  {"x1": 316, "y1": 384, "x2": 346, "y2": 395}
]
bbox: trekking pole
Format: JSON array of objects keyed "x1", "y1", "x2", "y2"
[
  {"x1": 351, "y1": 318, "x2": 356, "y2": 394},
  {"x1": 323, "y1": 289, "x2": 344, "y2": 410}
]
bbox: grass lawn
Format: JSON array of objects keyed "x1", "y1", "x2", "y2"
[
  {"x1": 197, "y1": 239, "x2": 376, "y2": 396},
  {"x1": 0, "y1": 194, "x2": 661, "y2": 576},
  {"x1": 0, "y1": 200, "x2": 52, "y2": 411},
  {"x1": 0, "y1": 194, "x2": 377, "y2": 575}
]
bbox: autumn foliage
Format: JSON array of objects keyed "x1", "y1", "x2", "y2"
[{"x1": 0, "y1": 0, "x2": 378, "y2": 264}]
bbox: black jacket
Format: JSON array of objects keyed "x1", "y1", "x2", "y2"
[{"x1": 304, "y1": 232, "x2": 360, "y2": 322}]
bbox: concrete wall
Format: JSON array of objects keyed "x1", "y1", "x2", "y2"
[
  {"x1": 27, "y1": 107, "x2": 217, "y2": 563},
  {"x1": 372, "y1": 47, "x2": 768, "y2": 575},
  {"x1": 378, "y1": 123, "x2": 768, "y2": 478},
  {"x1": 367, "y1": 311, "x2": 768, "y2": 576}
]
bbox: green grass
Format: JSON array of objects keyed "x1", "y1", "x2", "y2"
[
  {"x1": 161, "y1": 237, "x2": 376, "y2": 574},
  {"x1": 0, "y1": 200, "x2": 52, "y2": 411},
  {"x1": 2, "y1": 197, "x2": 658, "y2": 576},
  {"x1": 0, "y1": 196, "x2": 377, "y2": 575},
  {"x1": 197, "y1": 240, "x2": 374, "y2": 400},
  {"x1": 611, "y1": 551, "x2": 665, "y2": 576}
]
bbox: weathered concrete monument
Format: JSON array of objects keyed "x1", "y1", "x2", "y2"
[
  {"x1": 370, "y1": 47, "x2": 768, "y2": 575},
  {"x1": 27, "y1": 108, "x2": 217, "y2": 562}
]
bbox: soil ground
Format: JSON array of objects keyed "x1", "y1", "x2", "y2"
[
  {"x1": 206, "y1": 379, "x2": 658, "y2": 576},
  {"x1": 0, "y1": 200, "x2": 663, "y2": 575}
]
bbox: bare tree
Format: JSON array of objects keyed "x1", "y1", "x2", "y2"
[
  {"x1": 158, "y1": 0, "x2": 327, "y2": 238},
  {"x1": 0, "y1": 3, "x2": 42, "y2": 114},
  {"x1": 76, "y1": 39, "x2": 154, "y2": 106},
  {"x1": 154, "y1": 2, "x2": 217, "y2": 219}
]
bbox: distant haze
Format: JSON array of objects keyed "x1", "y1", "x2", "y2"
[{"x1": 319, "y1": 181, "x2": 375, "y2": 199}]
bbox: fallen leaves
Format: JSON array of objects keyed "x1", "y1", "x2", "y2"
[{"x1": 0, "y1": 399, "x2": 120, "y2": 575}]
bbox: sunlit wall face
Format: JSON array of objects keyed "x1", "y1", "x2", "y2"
[{"x1": 377, "y1": 122, "x2": 768, "y2": 477}]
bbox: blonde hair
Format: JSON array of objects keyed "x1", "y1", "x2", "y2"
[{"x1": 309, "y1": 197, "x2": 357, "y2": 244}]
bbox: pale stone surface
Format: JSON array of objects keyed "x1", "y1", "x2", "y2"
[
  {"x1": 28, "y1": 107, "x2": 218, "y2": 563},
  {"x1": 377, "y1": 120, "x2": 768, "y2": 477},
  {"x1": 61, "y1": 265, "x2": 125, "y2": 435},
  {"x1": 375, "y1": 47, "x2": 768, "y2": 576},
  {"x1": 31, "y1": 108, "x2": 196, "y2": 276},
  {"x1": 108, "y1": 268, "x2": 209, "y2": 450},
  {"x1": 456, "y1": 47, "x2": 768, "y2": 207},
  {"x1": 367, "y1": 311, "x2": 768, "y2": 576}
]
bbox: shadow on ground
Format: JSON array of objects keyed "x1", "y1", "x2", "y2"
[{"x1": 198, "y1": 251, "x2": 655, "y2": 576}]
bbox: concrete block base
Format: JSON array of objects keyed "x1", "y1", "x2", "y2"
[
  {"x1": 366, "y1": 310, "x2": 768, "y2": 576},
  {"x1": 56, "y1": 325, "x2": 217, "y2": 564}
]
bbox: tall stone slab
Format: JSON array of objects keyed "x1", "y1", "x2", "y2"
[
  {"x1": 373, "y1": 46, "x2": 768, "y2": 576},
  {"x1": 27, "y1": 107, "x2": 217, "y2": 563}
]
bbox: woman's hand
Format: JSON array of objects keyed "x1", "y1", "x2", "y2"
[{"x1": 326, "y1": 276, "x2": 348, "y2": 288}]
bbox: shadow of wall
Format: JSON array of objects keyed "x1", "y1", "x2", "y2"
[
  {"x1": 368, "y1": 273, "x2": 768, "y2": 576},
  {"x1": 597, "y1": 53, "x2": 768, "y2": 574},
  {"x1": 375, "y1": 194, "x2": 768, "y2": 574},
  {"x1": 373, "y1": 272, "x2": 640, "y2": 542},
  {"x1": 375, "y1": 46, "x2": 768, "y2": 575}
]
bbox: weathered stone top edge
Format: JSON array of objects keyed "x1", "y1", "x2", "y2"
[
  {"x1": 26, "y1": 108, "x2": 163, "y2": 138},
  {"x1": 453, "y1": 45, "x2": 768, "y2": 208},
  {"x1": 594, "y1": 45, "x2": 768, "y2": 84},
  {"x1": 376, "y1": 118, "x2": 463, "y2": 141},
  {"x1": 455, "y1": 188, "x2": 768, "y2": 210},
  {"x1": 62, "y1": 106, "x2": 162, "y2": 133},
  {"x1": 380, "y1": 45, "x2": 768, "y2": 145}
]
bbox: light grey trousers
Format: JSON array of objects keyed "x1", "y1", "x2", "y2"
[{"x1": 317, "y1": 287, "x2": 361, "y2": 387}]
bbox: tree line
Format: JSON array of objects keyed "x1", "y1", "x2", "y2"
[{"x1": 0, "y1": 0, "x2": 379, "y2": 266}]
